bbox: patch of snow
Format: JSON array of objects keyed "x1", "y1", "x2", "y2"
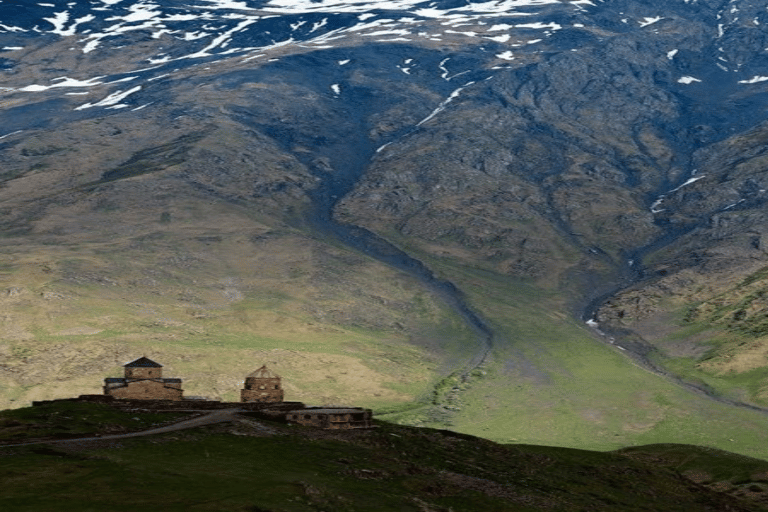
[
  {"x1": 181, "y1": 31, "x2": 211, "y2": 41},
  {"x1": 75, "y1": 85, "x2": 142, "y2": 110},
  {"x1": 496, "y1": 51, "x2": 514, "y2": 60},
  {"x1": 417, "y1": 81, "x2": 475, "y2": 127},
  {"x1": 488, "y1": 34, "x2": 510, "y2": 42},
  {"x1": 0, "y1": 24, "x2": 29, "y2": 33},
  {"x1": 330, "y1": 83, "x2": 340, "y2": 95},
  {"x1": 667, "y1": 49, "x2": 678, "y2": 60},
  {"x1": 738, "y1": 76, "x2": 768, "y2": 84},
  {"x1": 106, "y1": 3, "x2": 161, "y2": 24},
  {"x1": 439, "y1": 57, "x2": 450, "y2": 80},
  {"x1": 310, "y1": 18, "x2": 328, "y2": 32},
  {"x1": 444, "y1": 29, "x2": 477, "y2": 36},
  {"x1": 515, "y1": 22, "x2": 562, "y2": 30},
  {"x1": 0, "y1": 130, "x2": 23, "y2": 141},
  {"x1": 678, "y1": 76, "x2": 701, "y2": 84},
  {"x1": 43, "y1": 11, "x2": 72, "y2": 35},
  {"x1": 365, "y1": 29, "x2": 411, "y2": 37},
  {"x1": 105, "y1": 76, "x2": 139, "y2": 84},
  {"x1": 650, "y1": 197, "x2": 666, "y2": 214},
  {"x1": 639, "y1": 16, "x2": 663, "y2": 27},
  {"x1": 19, "y1": 76, "x2": 104, "y2": 91},
  {"x1": 195, "y1": 0, "x2": 255, "y2": 10},
  {"x1": 723, "y1": 199, "x2": 745, "y2": 210},
  {"x1": 669, "y1": 175, "x2": 705, "y2": 193}
]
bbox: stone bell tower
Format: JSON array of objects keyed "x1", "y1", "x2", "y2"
[{"x1": 240, "y1": 365, "x2": 284, "y2": 403}]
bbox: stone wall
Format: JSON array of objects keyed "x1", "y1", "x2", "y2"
[
  {"x1": 108, "y1": 380, "x2": 183, "y2": 401},
  {"x1": 286, "y1": 408, "x2": 373, "y2": 429},
  {"x1": 125, "y1": 367, "x2": 162, "y2": 379}
]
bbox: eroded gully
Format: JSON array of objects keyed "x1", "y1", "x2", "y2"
[
  {"x1": 298, "y1": 127, "x2": 494, "y2": 385},
  {"x1": 579, "y1": 190, "x2": 768, "y2": 417}
]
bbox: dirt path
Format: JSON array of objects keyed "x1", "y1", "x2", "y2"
[{"x1": 0, "y1": 408, "x2": 251, "y2": 449}]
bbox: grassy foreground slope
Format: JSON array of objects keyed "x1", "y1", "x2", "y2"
[{"x1": 0, "y1": 402, "x2": 766, "y2": 512}]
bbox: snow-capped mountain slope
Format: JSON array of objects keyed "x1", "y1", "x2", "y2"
[
  {"x1": 4, "y1": 0, "x2": 768, "y2": 301},
  {"x1": 2, "y1": 0, "x2": 767, "y2": 124}
]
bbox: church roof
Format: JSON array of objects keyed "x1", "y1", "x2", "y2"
[
  {"x1": 247, "y1": 365, "x2": 280, "y2": 379},
  {"x1": 124, "y1": 356, "x2": 163, "y2": 368}
]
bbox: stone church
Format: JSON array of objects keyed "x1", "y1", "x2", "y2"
[
  {"x1": 240, "y1": 365, "x2": 284, "y2": 403},
  {"x1": 103, "y1": 356, "x2": 183, "y2": 400}
]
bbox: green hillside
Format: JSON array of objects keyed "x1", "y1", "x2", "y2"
[{"x1": 0, "y1": 401, "x2": 766, "y2": 512}]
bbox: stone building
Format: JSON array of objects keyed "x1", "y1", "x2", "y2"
[
  {"x1": 241, "y1": 365, "x2": 284, "y2": 403},
  {"x1": 103, "y1": 357, "x2": 183, "y2": 400},
  {"x1": 286, "y1": 407, "x2": 373, "y2": 429}
]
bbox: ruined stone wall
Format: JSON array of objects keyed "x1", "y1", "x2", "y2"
[
  {"x1": 288, "y1": 412, "x2": 329, "y2": 428},
  {"x1": 240, "y1": 387, "x2": 284, "y2": 403},
  {"x1": 286, "y1": 409, "x2": 373, "y2": 429},
  {"x1": 107, "y1": 380, "x2": 183, "y2": 401}
]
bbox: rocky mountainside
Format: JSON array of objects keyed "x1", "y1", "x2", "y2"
[{"x1": 4, "y1": 0, "x2": 768, "y2": 458}]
